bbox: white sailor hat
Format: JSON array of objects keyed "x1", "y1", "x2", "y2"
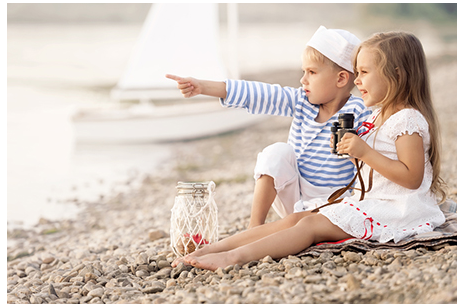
[{"x1": 307, "y1": 25, "x2": 361, "y2": 73}]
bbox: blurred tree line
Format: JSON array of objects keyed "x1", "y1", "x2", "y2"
[
  {"x1": 365, "y1": 3, "x2": 456, "y2": 24},
  {"x1": 8, "y1": 3, "x2": 457, "y2": 27}
]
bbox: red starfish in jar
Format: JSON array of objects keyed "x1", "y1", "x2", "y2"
[{"x1": 184, "y1": 233, "x2": 209, "y2": 245}]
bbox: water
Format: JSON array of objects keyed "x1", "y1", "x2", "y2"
[
  {"x1": 7, "y1": 24, "x2": 172, "y2": 230},
  {"x1": 7, "y1": 83, "x2": 172, "y2": 230}
]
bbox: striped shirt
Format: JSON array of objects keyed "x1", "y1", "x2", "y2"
[{"x1": 220, "y1": 79, "x2": 372, "y2": 188}]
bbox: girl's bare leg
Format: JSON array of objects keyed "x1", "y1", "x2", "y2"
[
  {"x1": 188, "y1": 214, "x2": 352, "y2": 271},
  {"x1": 171, "y1": 210, "x2": 310, "y2": 267},
  {"x1": 248, "y1": 175, "x2": 277, "y2": 228}
]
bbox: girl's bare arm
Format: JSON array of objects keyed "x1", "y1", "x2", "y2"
[{"x1": 338, "y1": 133, "x2": 425, "y2": 189}]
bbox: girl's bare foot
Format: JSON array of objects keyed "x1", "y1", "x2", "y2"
[
  {"x1": 171, "y1": 255, "x2": 192, "y2": 268},
  {"x1": 171, "y1": 244, "x2": 218, "y2": 267},
  {"x1": 188, "y1": 251, "x2": 238, "y2": 271},
  {"x1": 189, "y1": 244, "x2": 214, "y2": 257}
]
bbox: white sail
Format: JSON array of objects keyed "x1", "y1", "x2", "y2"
[
  {"x1": 111, "y1": 3, "x2": 230, "y2": 102},
  {"x1": 72, "y1": 3, "x2": 264, "y2": 144}
]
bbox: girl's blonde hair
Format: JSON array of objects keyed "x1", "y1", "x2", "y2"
[{"x1": 354, "y1": 32, "x2": 447, "y2": 202}]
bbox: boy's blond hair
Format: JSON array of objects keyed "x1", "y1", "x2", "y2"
[{"x1": 304, "y1": 46, "x2": 356, "y2": 91}]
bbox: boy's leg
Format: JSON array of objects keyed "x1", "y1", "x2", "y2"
[
  {"x1": 189, "y1": 213, "x2": 352, "y2": 270},
  {"x1": 250, "y1": 143, "x2": 301, "y2": 228},
  {"x1": 248, "y1": 175, "x2": 277, "y2": 228}
]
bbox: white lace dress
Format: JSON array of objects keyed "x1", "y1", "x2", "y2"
[{"x1": 317, "y1": 108, "x2": 446, "y2": 243}]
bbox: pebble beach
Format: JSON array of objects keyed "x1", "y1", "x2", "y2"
[
  {"x1": 6, "y1": 110, "x2": 457, "y2": 303},
  {"x1": 7, "y1": 22, "x2": 457, "y2": 305}
]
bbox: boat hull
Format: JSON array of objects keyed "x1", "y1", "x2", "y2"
[{"x1": 72, "y1": 102, "x2": 267, "y2": 144}]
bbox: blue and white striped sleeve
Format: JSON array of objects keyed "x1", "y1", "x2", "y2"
[
  {"x1": 349, "y1": 96, "x2": 372, "y2": 129},
  {"x1": 219, "y1": 79, "x2": 300, "y2": 117}
]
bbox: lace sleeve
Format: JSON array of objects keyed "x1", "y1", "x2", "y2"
[{"x1": 382, "y1": 109, "x2": 429, "y2": 142}]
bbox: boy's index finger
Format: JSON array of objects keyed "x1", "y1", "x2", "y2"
[{"x1": 165, "y1": 74, "x2": 183, "y2": 82}]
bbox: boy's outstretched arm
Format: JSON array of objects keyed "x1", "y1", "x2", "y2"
[{"x1": 165, "y1": 74, "x2": 227, "y2": 99}]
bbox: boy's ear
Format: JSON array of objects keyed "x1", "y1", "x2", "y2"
[{"x1": 337, "y1": 70, "x2": 350, "y2": 88}]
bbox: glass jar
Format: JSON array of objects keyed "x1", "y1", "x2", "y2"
[{"x1": 170, "y1": 181, "x2": 218, "y2": 257}]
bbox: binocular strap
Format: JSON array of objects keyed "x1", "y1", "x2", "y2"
[{"x1": 311, "y1": 158, "x2": 373, "y2": 213}]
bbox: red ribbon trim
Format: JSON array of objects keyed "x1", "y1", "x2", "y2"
[
  {"x1": 362, "y1": 217, "x2": 374, "y2": 240},
  {"x1": 357, "y1": 122, "x2": 375, "y2": 137}
]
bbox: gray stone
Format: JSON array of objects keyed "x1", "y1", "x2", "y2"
[
  {"x1": 319, "y1": 252, "x2": 334, "y2": 263},
  {"x1": 78, "y1": 265, "x2": 94, "y2": 277},
  {"x1": 322, "y1": 261, "x2": 336, "y2": 269},
  {"x1": 224, "y1": 265, "x2": 234, "y2": 273},
  {"x1": 87, "y1": 288, "x2": 104, "y2": 298},
  {"x1": 74, "y1": 249, "x2": 90, "y2": 260},
  {"x1": 149, "y1": 230, "x2": 168, "y2": 242},
  {"x1": 142, "y1": 284, "x2": 164, "y2": 294},
  {"x1": 363, "y1": 256, "x2": 379, "y2": 266},
  {"x1": 388, "y1": 258, "x2": 402, "y2": 271},
  {"x1": 57, "y1": 290, "x2": 70, "y2": 299},
  {"x1": 25, "y1": 266, "x2": 38, "y2": 276},
  {"x1": 261, "y1": 255, "x2": 274, "y2": 263},
  {"x1": 136, "y1": 252, "x2": 149, "y2": 265},
  {"x1": 85, "y1": 272, "x2": 98, "y2": 282},
  {"x1": 155, "y1": 267, "x2": 172, "y2": 279},
  {"x1": 157, "y1": 260, "x2": 171, "y2": 269},
  {"x1": 42, "y1": 257, "x2": 55, "y2": 264},
  {"x1": 166, "y1": 279, "x2": 176, "y2": 288},
  {"x1": 171, "y1": 262, "x2": 188, "y2": 278},
  {"x1": 261, "y1": 273, "x2": 282, "y2": 286},
  {"x1": 178, "y1": 270, "x2": 189, "y2": 278},
  {"x1": 48, "y1": 284, "x2": 58, "y2": 297},
  {"x1": 118, "y1": 264, "x2": 129, "y2": 273},
  {"x1": 303, "y1": 274, "x2": 323, "y2": 283},
  {"x1": 30, "y1": 294, "x2": 43, "y2": 304},
  {"x1": 239, "y1": 269, "x2": 252, "y2": 277},
  {"x1": 342, "y1": 251, "x2": 361, "y2": 262},
  {"x1": 215, "y1": 267, "x2": 226, "y2": 277},
  {"x1": 136, "y1": 270, "x2": 149, "y2": 277}
]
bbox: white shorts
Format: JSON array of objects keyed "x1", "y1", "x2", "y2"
[{"x1": 254, "y1": 142, "x2": 343, "y2": 218}]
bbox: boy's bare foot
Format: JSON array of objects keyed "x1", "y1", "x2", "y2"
[{"x1": 188, "y1": 252, "x2": 238, "y2": 271}]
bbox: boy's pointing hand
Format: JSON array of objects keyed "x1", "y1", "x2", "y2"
[{"x1": 166, "y1": 74, "x2": 202, "y2": 98}]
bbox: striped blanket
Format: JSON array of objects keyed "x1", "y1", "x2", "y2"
[{"x1": 298, "y1": 199, "x2": 457, "y2": 256}]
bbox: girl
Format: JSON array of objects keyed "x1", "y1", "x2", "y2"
[{"x1": 173, "y1": 31, "x2": 447, "y2": 271}]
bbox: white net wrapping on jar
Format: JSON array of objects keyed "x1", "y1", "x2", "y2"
[{"x1": 170, "y1": 181, "x2": 218, "y2": 257}]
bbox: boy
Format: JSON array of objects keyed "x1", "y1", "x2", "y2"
[{"x1": 166, "y1": 26, "x2": 371, "y2": 228}]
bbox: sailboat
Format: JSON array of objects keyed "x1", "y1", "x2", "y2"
[{"x1": 72, "y1": 3, "x2": 266, "y2": 144}]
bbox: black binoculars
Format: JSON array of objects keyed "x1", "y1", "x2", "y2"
[{"x1": 331, "y1": 113, "x2": 356, "y2": 158}]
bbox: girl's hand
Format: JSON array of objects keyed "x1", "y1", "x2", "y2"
[
  {"x1": 166, "y1": 74, "x2": 202, "y2": 98},
  {"x1": 336, "y1": 133, "x2": 371, "y2": 159}
]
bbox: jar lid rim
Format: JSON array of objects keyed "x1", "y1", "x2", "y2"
[{"x1": 176, "y1": 181, "x2": 211, "y2": 190}]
